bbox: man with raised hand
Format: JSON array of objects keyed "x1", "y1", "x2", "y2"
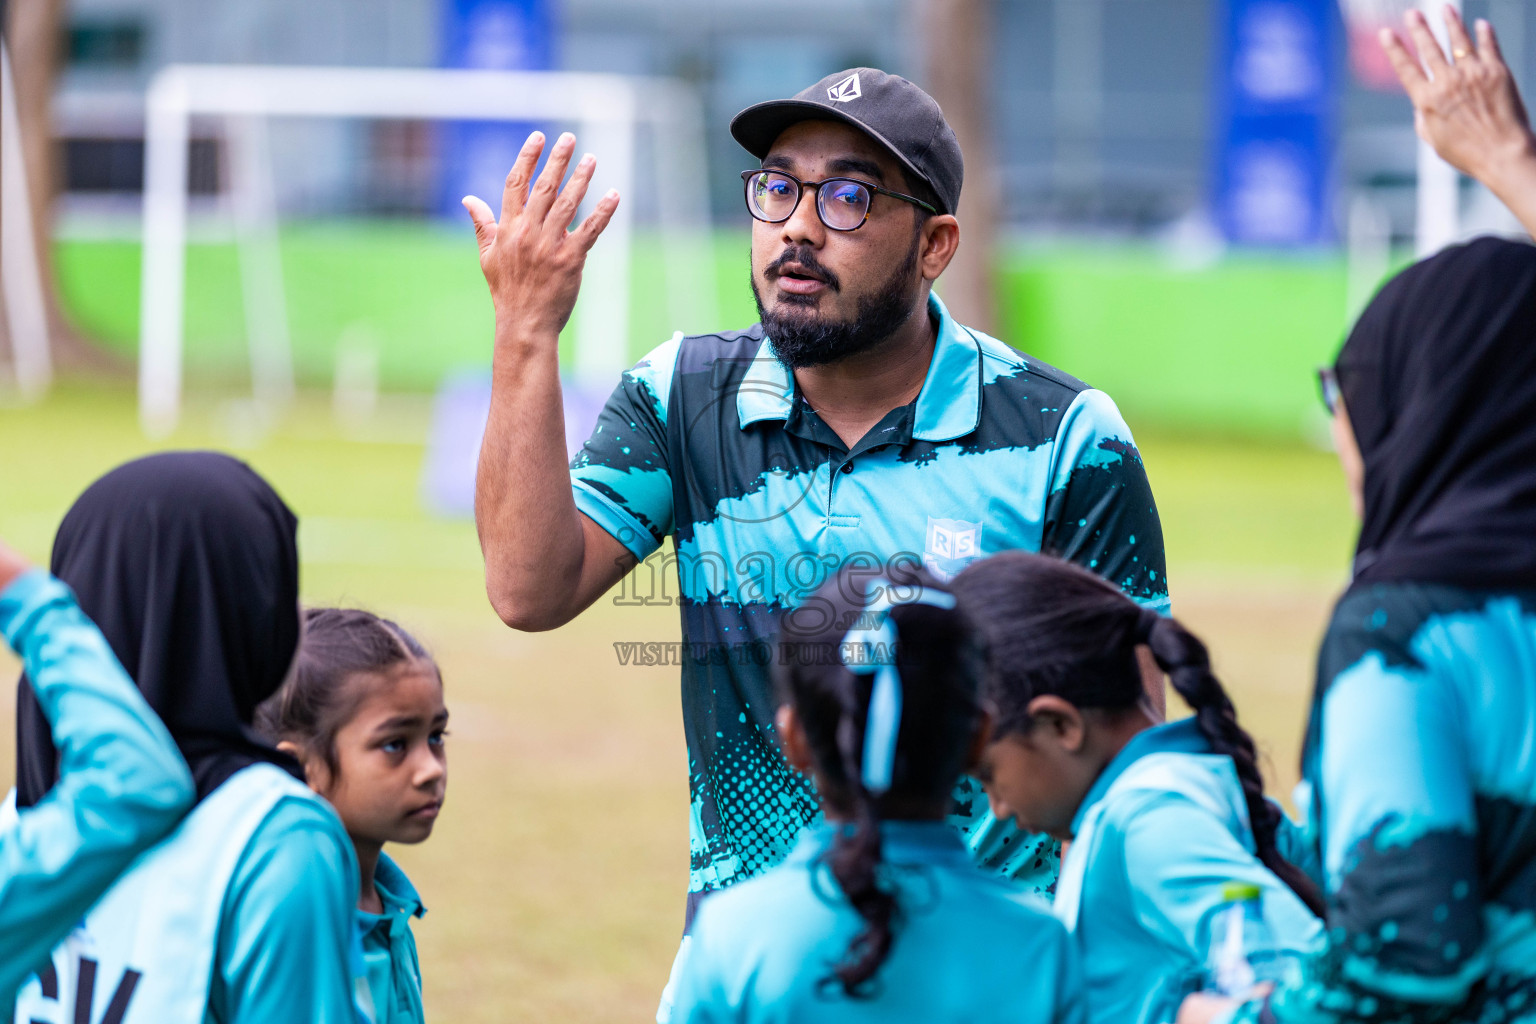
[
  {"x1": 1382, "y1": 4, "x2": 1536, "y2": 238},
  {"x1": 463, "y1": 68, "x2": 1168, "y2": 1018}
]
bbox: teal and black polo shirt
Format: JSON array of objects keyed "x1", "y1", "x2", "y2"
[{"x1": 570, "y1": 292, "x2": 1169, "y2": 922}]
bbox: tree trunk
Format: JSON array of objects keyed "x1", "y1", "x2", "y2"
[
  {"x1": 914, "y1": 0, "x2": 999, "y2": 335},
  {"x1": 4, "y1": 0, "x2": 121, "y2": 373}
]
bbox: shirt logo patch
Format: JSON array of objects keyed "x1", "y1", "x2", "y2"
[
  {"x1": 827, "y1": 72, "x2": 862, "y2": 104},
  {"x1": 923, "y1": 517, "x2": 983, "y2": 582}
]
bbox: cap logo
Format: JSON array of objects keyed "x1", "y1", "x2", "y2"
[{"x1": 827, "y1": 72, "x2": 862, "y2": 104}]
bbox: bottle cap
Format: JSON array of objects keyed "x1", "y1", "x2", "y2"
[{"x1": 1221, "y1": 882, "x2": 1263, "y2": 902}]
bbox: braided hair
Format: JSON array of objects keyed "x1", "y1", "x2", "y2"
[
  {"x1": 950, "y1": 551, "x2": 1324, "y2": 918},
  {"x1": 254, "y1": 607, "x2": 437, "y2": 777},
  {"x1": 775, "y1": 565, "x2": 987, "y2": 997}
]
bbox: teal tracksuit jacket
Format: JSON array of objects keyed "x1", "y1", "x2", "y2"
[
  {"x1": 1054, "y1": 719, "x2": 1323, "y2": 1024},
  {"x1": 1231, "y1": 585, "x2": 1536, "y2": 1023},
  {"x1": 0, "y1": 570, "x2": 193, "y2": 1013}
]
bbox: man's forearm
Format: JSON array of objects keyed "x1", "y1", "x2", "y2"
[{"x1": 475, "y1": 324, "x2": 587, "y2": 630}]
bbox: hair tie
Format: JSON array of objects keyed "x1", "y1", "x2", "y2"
[
  {"x1": 840, "y1": 577, "x2": 956, "y2": 795},
  {"x1": 1136, "y1": 604, "x2": 1163, "y2": 643}
]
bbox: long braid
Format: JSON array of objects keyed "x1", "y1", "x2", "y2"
[
  {"x1": 1142, "y1": 611, "x2": 1327, "y2": 918},
  {"x1": 777, "y1": 567, "x2": 983, "y2": 1000},
  {"x1": 824, "y1": 674, "x2": 897, "y2": 997}
]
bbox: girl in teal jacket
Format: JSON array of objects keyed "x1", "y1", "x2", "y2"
[
  {"x1": 952, "y1": 551, "x2": 1323, "y2": 1024},
  {"x1": 257, "y1": 607, "x2": 450, "y2": 1024},
  {"x1": 668, "y1": 567, "x2": 1085, "y2": 1024},
  {"x1": 0, "y1": 541, "x2": 193, "y2": 1017}
]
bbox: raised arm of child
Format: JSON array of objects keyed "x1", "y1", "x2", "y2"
[
  {"x1": 0, "y1": 541, "x2": 194, "y2": 1002},
  {"x1": 1383, "y1": 5, "x2": 1536, "y2": 239}
]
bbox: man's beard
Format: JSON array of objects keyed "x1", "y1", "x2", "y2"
[{"x1": 752, "y1": 240, "x2": 922, "y2": 370}]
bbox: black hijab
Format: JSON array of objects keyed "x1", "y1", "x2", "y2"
[
  {"x1": 1338, "y1": 236, "x2": 1536, "y2": 591},
  {"x1": 15, "y1": 451, "x2": 305, "y2": 806}
]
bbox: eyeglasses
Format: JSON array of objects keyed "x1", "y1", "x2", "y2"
[
  {"x1": 1317, "y1": 366, "x2": 1341, "y2": 416},
  {"x1": 740, "y1": 168, "x2": 937, "y2": 232}
]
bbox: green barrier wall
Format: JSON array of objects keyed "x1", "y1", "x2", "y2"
[{"x1": 54, "y1": 225, "x2": 1379, "y2": 440}]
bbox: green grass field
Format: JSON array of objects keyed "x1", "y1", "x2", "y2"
[{"x1": 0, "y1": 376, "x2": 1355, "y2": 1022}]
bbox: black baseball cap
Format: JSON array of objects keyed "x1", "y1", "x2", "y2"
[{"x1": 730, "y1": 68, "x2": 963, "y2": 217}]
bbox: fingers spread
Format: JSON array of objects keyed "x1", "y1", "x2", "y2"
[
  {"x1": 463, "y1": 194, "x2": 497, "y2": 237},
  {"x1": 549, "y1": 153, "x2": 597, "y2": 233},
  {"x1": 570, "y1": 189, "x2": 621, "y2": 252},
  {"x1": 499, "y1": 132, "x2": 546, "y2": 231},
  {"x1": 1443, "y1": 6, "x2": 1476, "y2": 62},
  {"x1": 1477, "y1": 19, "x2": 1507, "y2": 67},
  {"x1": 1407, "y1": 8, "x2": 1451, "y2": 77},
  {"x1": 525, "y1": 132, "x2": 577, "y2": 226},
  {"x1": 1381, "y1": 27, "x2": 1429, "y2": 98}
]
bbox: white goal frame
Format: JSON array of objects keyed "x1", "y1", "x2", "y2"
[
  {"x1": 139, "y1": 63, "x2": 713, "y2": 437},
  {"x1": 1, "y1": 39, "x2": 53, "y2": 401}
]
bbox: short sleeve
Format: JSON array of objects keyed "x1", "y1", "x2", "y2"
[
  {"x1": 1122, "y1": 794, "x2": 1323, "y2": 960},
  {"x1": 210, "y1": 799, "x2": 363, "y2": 1024},
  {"x1": 570, "y1": 335, "x2": 681, "y2": 562},
  {"x1": 1041, "y1": 389, "x2": 1169, "y2": 612}
]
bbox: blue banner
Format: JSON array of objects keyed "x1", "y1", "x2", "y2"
[
  {"x1": 436, "y1": 0, "x2": 554, "y2": 217},
  {"x1": 1212, "y1": 0, "x2": 1340, "y2": 246}
]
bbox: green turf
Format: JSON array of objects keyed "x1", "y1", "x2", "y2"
[
  {"x1": 0, "y1": 381, "x2": 1355, "y2": 1021},
  {"x1": 53, "y1": 225, "x2": 1393, "y2": 439}
]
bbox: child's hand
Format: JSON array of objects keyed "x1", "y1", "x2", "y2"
[{"x1": 0, "y1": 539, "x2": 32, "y2": 592}]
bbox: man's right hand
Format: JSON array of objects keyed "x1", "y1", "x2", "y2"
[{"x1": 462, "y1": 131, "x2": 621, "y2": 343}]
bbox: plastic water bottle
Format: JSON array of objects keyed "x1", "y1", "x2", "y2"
[{"x1": 1198, "y1": 882, "x2": 1275, "y2": 997}]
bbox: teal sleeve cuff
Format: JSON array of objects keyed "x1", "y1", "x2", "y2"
[
  {"x1": 0, "y1": 569, "x2": 63, "y2": 650},
  {"x1": 572, "y1": 479, "x2": 661, "y2": 562}
]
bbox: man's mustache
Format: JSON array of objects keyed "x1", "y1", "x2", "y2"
[{"x1": 765, "y1": 248, "x2": 841, "y2": 292}]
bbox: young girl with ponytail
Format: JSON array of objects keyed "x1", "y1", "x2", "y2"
[
  {"x1": 951, "y1": 551, "x2": 1322, "y2": 1024},
  {"x1": 667, "y1": 566, "x2": 1085, "y2": 1024}
]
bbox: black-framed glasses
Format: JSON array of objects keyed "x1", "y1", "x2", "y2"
[
  {"x1": 1317, "y1": 366, "x2": 1341, "y2": 416},
  {"x1": 740, "y1": 168, "x2": 938, "y2": 232}
]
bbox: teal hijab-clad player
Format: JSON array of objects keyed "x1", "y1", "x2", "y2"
[
  {"x1": 0, "y1": 537, "x2": 193, "y2": 1020},
  {"x1": 11, "y1": 453, "x2": 363, "y2": 1024}
]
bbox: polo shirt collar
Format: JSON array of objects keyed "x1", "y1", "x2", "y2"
[
  {"x1": 372, "y1": 852, "x2": 426, "y2": 921},
  {"x1": 1069, "y1": 717, "x2": 1211, "y2": 836},
  {"x1": 736, "y1": 291, "x2": 982, "y2": 443},
  {"x1": 790, "y1": 819, "x2": 974, "y2": 869}
]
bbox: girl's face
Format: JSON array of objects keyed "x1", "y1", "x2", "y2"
[
  {"x1": 308, "y1": 664, "x2": 449, "y2": 848},
  {"x1": 975, "y1": 699, "x2": 1102, "y2": 841}
]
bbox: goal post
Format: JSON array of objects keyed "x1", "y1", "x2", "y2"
[
  {"x1": 1, "y1": 38, "x2": 53, "y2": 401},
  {"x1": 138, "y1": 63, "x2": 714, "y2": 437}
]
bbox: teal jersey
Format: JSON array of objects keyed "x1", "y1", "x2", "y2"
[
  {"x1": 1231, "y1": 585, "x2": 1536, "y2": 1023},
  {"x1": 570, "y1": 292, "x2": 1168, "y2": 916},
  {"x1": 208, "y1": 798, "x2": 362, "y2": 1024},
  {"x1": 669, "y1": 821, "x2": 1086, "y2": 1024},
  {"x1": 1055, "y1": 720, "x2": 1323, "y2": 1024},
  {"x1": 14, "y1": 768, "x2": 360, "y2": 1024},
  {"x1": 357, "y1": 853, "x2": 427, "y2": 1024},
  {"x1": 0, "y1": 570, "x2": 193, "y2": 1011}
]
